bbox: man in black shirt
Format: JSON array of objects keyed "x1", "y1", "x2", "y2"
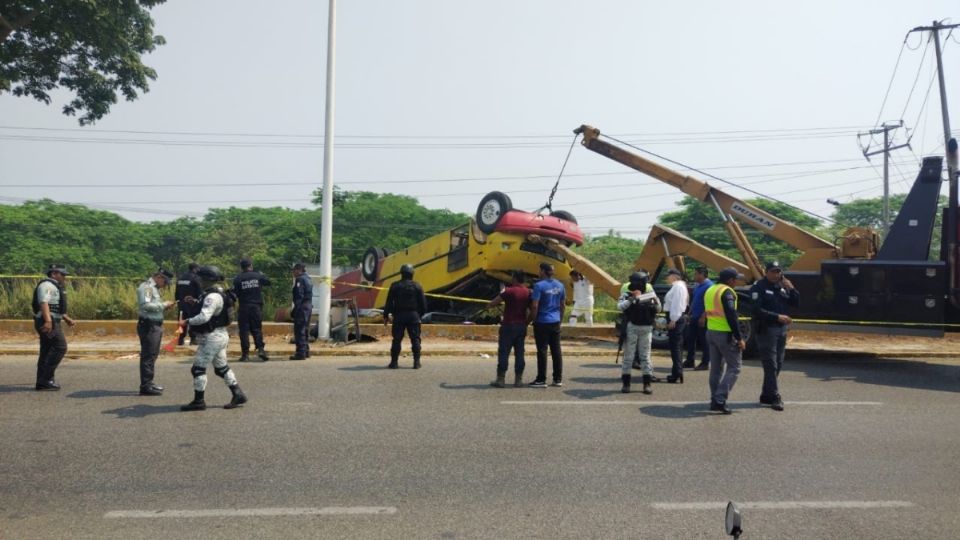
[
  {"x1": 175, "y1": 263, "x2": 203, "y2": 346},
  {"x1": 290, "y1": 262, "x2": 314, "y2": 360},
  {"x1": 233, "y1": 259, "x2": 271, "y2": 362},
  {"x1": 750, "y1": 261, "x2": 800, "y2": 412},
  {"x1": 384, "y1": 264, "x2": 427, "y2": 370}
]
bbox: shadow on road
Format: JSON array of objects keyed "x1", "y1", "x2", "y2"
[
  {"x1": 0, "y1": 384, "x2": 36, "y2": 394},
  {"x1": 339, "y1": 365, "x2": 389, "y2": 371},
  {"x1": 570, "y1": 376, "x2": 620, "y2": 385},
  {"x1": 439, "y1": 382, "x2": 495, "y2": 391},
  {"x1": 67, "y1": 389, "x2": 139, "y2": 399},
  {"x1": 563, "y1": 388, "x2": 620, "y2": 400},
  {"x1": 638, "y1": 402, "x2": 763, "y2": 418},
  {"x1": 784, "y1": 357, "x2": 960, "y2": 394},
  {"x1": 580, "y1": 363, "x2": 622, "y2": 370},
  {"x1": 102, "y1": 404, "x2": 183, "y2": 418}
]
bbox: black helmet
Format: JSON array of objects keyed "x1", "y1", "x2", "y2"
[
  {"x1": 629, "y1": 270, "x2": 649, "y2": 284},
  {"x1": 196, "y1": 265, "x2": 224, "y2": 282},
  {"x1": 400, "y1": 263, "x2": 415, "y2": 277}
]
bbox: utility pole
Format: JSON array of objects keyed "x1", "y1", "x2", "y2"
[
  {"x1": 908, "y1": 20, "x2": 960, "y2": 306},
  {"x1": 860, "y1": 120, "x2": 908, "y2": 239},
  {"x1": 317, "y1": 0, "x2": 336, "y2": 340}
]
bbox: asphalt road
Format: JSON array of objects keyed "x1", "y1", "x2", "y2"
[{"x1": 1, "y1": 350, "x2": 959, "y2": 539}]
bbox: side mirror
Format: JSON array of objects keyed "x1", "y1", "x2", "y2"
[{"x1": 725, "y1": 501, "x2": 743, "y2": 539}]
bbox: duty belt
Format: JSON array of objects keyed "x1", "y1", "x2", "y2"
[{"x1": 137, "y1": 318, "x2": 163, "y2": 327}]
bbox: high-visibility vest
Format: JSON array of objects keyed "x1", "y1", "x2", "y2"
[
  {"x1": 620, "y1": 282, "x2": 653, "y2": 295},
  {"x1": 704, "y1": 283, "x2": 736, "y2": 332}
]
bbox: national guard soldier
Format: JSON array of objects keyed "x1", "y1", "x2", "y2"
[
  {"x1": 175, "y1": 263, "x2": 203, "y2": 346},
  {"x1": 384, "y1": 263, "x2": 427, "y2": 369},
  {"x1": 33, "y1": 264, "x2": 75, "y2": 390},
  {"x1": 234, "y1": 258, "x2": 271, "y2": 362},
  {"x1": 617, "y1": 271, "x2": 660, "y2": 394},
  {"x1": 290, "y1": 262, "x2": 313, "y2": 360},
  {"x1": 702, "y1": 267, "x2": 745, "y2": 415},
  {"x1": 136, "y1": 268, "x2": 176, "y2": 396},
  {"x1": 750, "y1": 261, "x2": 800, "y2": 412},
  {"x1": 179, "y1": 265, "x2": 248, "y2": 411}
]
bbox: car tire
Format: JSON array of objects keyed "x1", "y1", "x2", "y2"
[
  {"x1": 549, "y1": 209, "x2": 577, "y2": 224},
  {"x1": 476, "y1": 191, "x2": 513, "y2": 234},
  {"x1": 361, "y1": 247, "x2": 386, "y2": 282}
]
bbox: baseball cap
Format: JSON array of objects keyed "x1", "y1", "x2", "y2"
[
  {"x1": 156, "y1": 268, "x2": 175, "y2": 280},
  {"x1": 665, "y1": 268, "x2": 683, "y2": 278},
  {"x1": 45, "y1": 264, "x2": 70, "y2": 276},
  {"x1": 765, "y1": 261, "x2": 782, "y2": 271},
  {"x1": 718, "y1": 267, "x2": 744, "y2": 282}
]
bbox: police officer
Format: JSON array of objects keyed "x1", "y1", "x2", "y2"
[
  {"x1": 33, "y1": 264, "x2": 75, "y2": 391},
  {"x1": 136, "y1": 268, "x2": 176, "y2": 396},
  {"x1": 750, "y1": 261, "x2": 800, "y2": 412},
  {"x1": 384, "y1": 264, "x2": 427, "y2": 369},
  {"x1": 290, "y1": 262, "x2": 313, "y2": 360},
  {"x1": 702, "y1": 267, "x2": 745, "y2": 415},
  {"x1": 175, "y1": 263, "x2": 203, "y2": 346},
  {"x1": 233, "y1": 258, "x2": 271, "y2": 362},
  {"x1": 179, "y1": 265, "x2": 248, "y2": 411}
]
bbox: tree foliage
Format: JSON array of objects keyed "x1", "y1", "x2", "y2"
[
  {"x1": 0, "y1": 0, "x2": 166, "y2": 125},
  {"x1": 573, "y1": 232, "x2": 644, "y2": 282},
  {"x1": 658, "y1": 196, "x2": 824, "y2": 266}
]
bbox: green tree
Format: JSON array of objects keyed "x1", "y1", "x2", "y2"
[
  {"x1": 659, "y1": 196, "x2": 824, "y2": 267},
  {"x1": 0, "y1": 0, "x2": 166, "y2": 125},
  {"x1": 574, "y1": 233, "x2": 644, "y2": 282}
]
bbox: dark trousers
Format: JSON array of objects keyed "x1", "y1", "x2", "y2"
[
  {"x1": 391, "y1": 311, "x2": 422, "y2": 362},
  {"x1": 685, "y1": 321, "x2": 710, "y2": 366},
  {"x1": 35, "y1": 319, "x2": 67, "y2": 384},
  {"x1": 668, "y1": 317, "x2": 687, "y2": 377},
  {"x1": 137, "y1": 319, "x2": 163, "y2": 387},
  {"x1": 177, "y1": 308, "x2": 198, "y2": 345},
  {"x1": 238, "y1": 303, "x2": 265, "y2": 353},
  {"x1": 533, "y1": 322, "x2": 562, "y2": 383},
  {"x1": 497, "y1": 323, "x2": 527, "y2": 375},
  {"x1": 293, "y1": 303, "x2": 313, "y2": 356},
  {"x1": 757, "y1": 324, "x2": 788, "y2": 399}
]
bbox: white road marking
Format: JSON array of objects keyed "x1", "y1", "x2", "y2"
[
  {"x1": 500, "y1": 400, "x2": 883, "y2": 406},
  {"x1": 651, "y1": 501, "x2": 915, "y2": 510},
  {"x1": 104, "y1": 506, "x2": 397, "y2": 519}
]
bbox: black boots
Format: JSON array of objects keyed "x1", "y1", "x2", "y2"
[
  {"x1": 413, "y1": 359, "x2": 421, "y2": 370},
  {"x1": 666, "y1": 373, "x2": 684, "y2": 384},
  {"x1": 621, "y1": 374, "x2": 631, "y2": 393},
  {"x1": 257, "y1": 348, "x2": 269, "y2": 362},
  {"x1": 224, "y1": 385, "x2": 248, "y2": 409},
  {"x1": 238, "y1": 353, "x2": 250, "y2": 362},
  {"x1": 642, "y1": 375, "x2": 653, "y2": 395},
  {"x1": 387, "y1": 359, "x2": 399, "y2": 369},
  {"x1": 181, "y1": 390, "x2": 206, "y2": 411},
  {"x1": 490, "y1": 371, "x2": 506, "y2": 388}
]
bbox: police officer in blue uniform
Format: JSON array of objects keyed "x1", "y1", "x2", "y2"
[
  {"x1": 750, "y1": 261, "x2": 800, "y2": 412},
  {"x1": 175, "y1": 263, "x2": 203, "y2": 346},
  {"x1": 233, "y1": 258, "x2": 271, "y2": 362},
  {"x1": 384, "y1": 264, "x2": 427, "y2": 369},
  {"x1": 33, "y1": 264, "x2": 76, "y2": 390},
  {"x1": 290, "y1": 262, "x2": 313, "y2": 360}
]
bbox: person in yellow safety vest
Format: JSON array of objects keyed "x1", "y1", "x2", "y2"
[
  {"x1": 700, "y1": 267, "x2": 745, "y2": 415},
  {"x1": 619, "y1": 278, "x2": 656, "y2": 372}
]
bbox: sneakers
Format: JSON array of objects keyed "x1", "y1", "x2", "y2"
[
  {"x1": 528, "y1": 380, "x2": 547, "y2": 388},
  {"x1": 709, "y1": 400, "x2": 732, "y2": 414},
  {"x1": 550, "y1": 380, "x2": 563, "y2": 388}
]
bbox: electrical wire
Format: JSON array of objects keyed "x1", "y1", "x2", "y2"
[{"x1": 874, "y1": 38, "x2": 909, "y2": 127}]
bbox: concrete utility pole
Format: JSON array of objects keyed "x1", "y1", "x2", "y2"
[
  {"x1": 860, "y1": 120, "x2": 908, "y2": 239},
  {"x1": 317, "y1": 0, "x2": 337, "y2": 340},
  {"x1": 908, "y1": 20, "x2": 960, "y2": 306}
]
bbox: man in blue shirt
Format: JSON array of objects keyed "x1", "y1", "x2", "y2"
[
  {"x1": 528, "y1": 262, "x2": 566, "y2": 388},
  {"x1": 684, "y1": 267, "x2": 713, "y2": 371}
]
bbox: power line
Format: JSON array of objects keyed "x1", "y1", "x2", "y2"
[{"x1": 874, "y1": 38, "x2": 909, "y2": 126}]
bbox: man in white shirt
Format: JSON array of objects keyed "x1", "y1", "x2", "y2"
[
  {"x1": 662, "y1": 268, "x2": 690, "y2": 384},
  {"x1": 567, "y1": 270, "x2": 594, "y2": 326}
]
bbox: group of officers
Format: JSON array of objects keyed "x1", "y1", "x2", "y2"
[
  {"x1": 30, "y1": 259, "x2": 315, "y2": 411},
  {"x1": 31, "y1": 257, "x2": 799, "y2": 414}
]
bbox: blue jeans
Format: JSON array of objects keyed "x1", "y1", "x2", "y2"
[{"x1": 497, "y1": 323, "x2": 527, "y2": 375}]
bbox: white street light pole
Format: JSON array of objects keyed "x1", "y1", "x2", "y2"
[{"x1": 316, "y1": 0, "x2": 336, "y2": 340}]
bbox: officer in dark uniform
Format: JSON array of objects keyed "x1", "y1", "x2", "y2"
[
  {"x1": 233, "y1": 258, "x2": 271, "y2": 362},
  {"x1": 175, "y1": 263, "x2": 203, "y2": 346},
  {"x1": 290, "y1": 262, "x2": 313, "y2": 360},
  {"x1": 750, "y1": 261, "x2": 800, "y2": 412},
  {"x1": 384, "y1": 264, "x2": 428, "y2": 369},
  {"x1": 33, "y1": 264, "x2": 76, "y2": 390}
]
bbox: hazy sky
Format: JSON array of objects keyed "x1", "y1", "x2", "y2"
[{"x1": 1, "y1": 0, "x2": 957, "y2": 242}]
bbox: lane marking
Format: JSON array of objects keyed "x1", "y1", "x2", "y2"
[
  {"x1": 651, "y1": 501, "x2": 915, "y2": 510},
  {"x1": 500, "y1": 400, "x2": 883, "y2": 406},
  {"x1": 104, "y1": 506, "x2": 397, "y2": 519}
]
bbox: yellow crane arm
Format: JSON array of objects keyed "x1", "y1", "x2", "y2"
[
  {"x1": 526, "y1": 234, "x2": 623, "y2": 300},
  {"x1": 635, "y1": 225, "x2": 754, "y2": 283},
  {"x1": 574, "y1": 124, "x2": 839, "y2": 271}
]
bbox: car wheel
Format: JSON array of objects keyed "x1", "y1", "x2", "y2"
[
  {"x1": 361, "y1": 247, "x2": 384, "y2": 282},
  {"x1": 476, "y1": 191, "x2": 513, "y2": 234},
  {"x1": 651, "y1": 314, "x2": 669, "y2": 349},
  {"x1": 549, "y1": 209, "x2": 577, "y2": 224}
]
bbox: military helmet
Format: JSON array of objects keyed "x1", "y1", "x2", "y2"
[
  {"x1": 629, "y1": 270, "x2": 649, "y2": 284},
  {"x1": 400, "y1": 263, "x2": 415, "y2": 277},
  {"x1": 195, "y1": 265, "x2": 224, "y2": 282}
]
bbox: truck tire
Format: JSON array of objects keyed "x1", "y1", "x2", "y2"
[
  {"x1": 549, "y1": 209, "x2": 577, "y2": 224},
  {"x1": 361, "y1": 247, "x2": 386, "y2": 282},
  {"x1": 476, "y1": 191, "x2": 513, "y2": 234}
]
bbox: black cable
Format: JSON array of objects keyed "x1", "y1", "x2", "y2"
[
  {"x1": 874, "y1": 38, "x2": 909, "y2": 127},
  {"x1": 537, "y1": 133, "x2": 579, "y2": 213},
  {"x1": 899, "y1": 35, "x2": 932, "y2": 123},
  {"x1": 598, "y1": 133, "x2": 839, "y2": 225}
]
